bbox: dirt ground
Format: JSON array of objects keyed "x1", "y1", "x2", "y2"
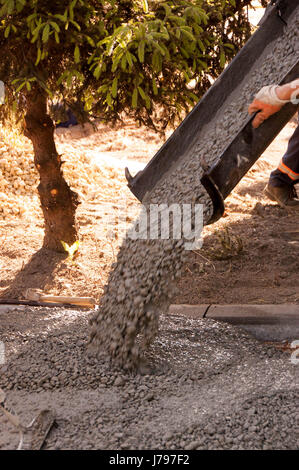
[
  {"x1": 0, "y1": 118, "x2": 298, "y2": 306},
  {"x1": 0, "y1": 119, "x2": 161, "y2": 301}
]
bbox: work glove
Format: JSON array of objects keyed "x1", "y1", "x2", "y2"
[{"x1": 248, "y1": 85, "x2": 289, "y2": 128}]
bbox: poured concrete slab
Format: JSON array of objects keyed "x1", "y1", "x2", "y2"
[
  {"x1": 206, "y1": 304, "x2": 299, "y2": 324},
  {"x1": 169, "y1": 304, "x2": 299, "y2": 341},
  {"x1": 207, "y1": 304, "x2": 299, "y2": 341},
  {"x1": 235, "y1": 324, "x2": 299, "y2": 342}
]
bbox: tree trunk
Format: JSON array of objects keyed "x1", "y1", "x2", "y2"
[{"x1": 24, "y1": 88, "x2": 79, "y2": 252}]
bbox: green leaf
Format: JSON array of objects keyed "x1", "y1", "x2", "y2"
[
  {"x1": 15, "y1": 81, "x2": 26, "y2": 93},
  {"x1": 121, "y1": 54, "x2": 127, "y2": 71},
  {"x1": 153, "y1": 43, "x2": 166, "y2": 56},
  {"x1": 137, "y1": 86, "x2": 146, "y2": 100},
  {"x1": 180, "y1": 27, "x2": 195, "y2": 42},
  {"x1": 224, "y1": 43, "x2": 235, "y2": 50},
  {"x1": 74, "y1": 45, "x2": 80, "y2": 63},
  {"x1": 152, "y1": 78, "x2": 158, "y2": 96},
  {"x1": 197, "y1": 59, "x2": 208, "y2": 70},
  {"x1": 93, "y1": 64, "x2": 102, "y2": 79},
  {"x1": 54, "y1": 14, "x2": 67, "y2": 22},
  {"x1": 70, "y1": 20, "x2": 81, "y2": 31},
  {"x1": 35, "y1": 48, "x2": 42, "y2": 66},
  {"x1": 141, "y1": 0, "x2": 148, "y2": 13},
  {"x1": 27, "y1": 13, "x2": 37, "y2": 23},
  {"x1": 4, "y1": 25, "x2": 10, "y2": 38},
  {"x1": 111, "y1": 77, "x2": 118, "y2": 98},
  {"x1": 138, "y1": 40, "x2": 145, "y2": 63},
  {"x1": 69, "y1": 0, "x2": 76, "y2": 21},
  {"x1": 50, "y1": 21, "x2": 60, "y2": 33},
  {"x1": 16, "y1": 0, "x2": 25, "y2": 11},
  {"x1": 112, "y1": 54, "x2": 122, "y2": 73},
  {"x1": 31, "y1": 22, "x2": 43, "y2": 42},
  {"x1": 66, "y1": 72, "x2": 73, "y2": 87},
  {"x1": 162, "y1": 3, "x2": 172, "y2": 16},
  {"x1": 125, "y1": 51, "x2": 133, "y2": 68},
  {"x1": 61, "y1": 240, "x2": 79, "y2": 260},
  {"x1": 168, "y1": 15, "x2": 185, "y2": 26},
  {"x1": 197, "y1": 39, "x2": 205, "y2": 52},
  {"x1": 152, "y1": 49, "x2": 162, "y2": 72},
  {"x1": 183, "y1": 70, "x2": 190, "y2": 82},
  {"x1": 179, "y1": 46, "x2": 190, "y2": 59},
  {"x1": 7, "y1": 0, "x2": 15, "y2": 15},
  {"x1": 32, "y1": 20, "x2": 43, "y2": 35},
  {"x1": 106, "y1": 92, "x2": 112, "y2": 106},
  {"x1": 145, "y1": 95, "x2": 151, "y2": 109},
  {"x1": 97, "y1": 84, "x2": 108, "y2": 94},
  {"x1": 188, "y1": 92, "x2": 199, "y2": 103},
  {"x1": 86, "y1": 35, "x2": 95, "y2": 47},
  {"x1": 42, "y1": 24, "x2": 50, "y2": 43},
  {"x1": 220, "y1": 49, "x2": 226, "y2": 68},
  {"x1": 132, "y1": 87, "x2": 138, "y2": 108}
]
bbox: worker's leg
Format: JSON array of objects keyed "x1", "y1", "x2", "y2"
[
  {"x1": 264, "y1": 119, "x2": 299, "y2": 208},
  {"x1": 269, "y1": 120, "x2": 299, "y2": 187}
]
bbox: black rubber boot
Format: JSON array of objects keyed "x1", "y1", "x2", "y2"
[{"x1": 264, "y1": 183, "x2": 299, "y2": 209}]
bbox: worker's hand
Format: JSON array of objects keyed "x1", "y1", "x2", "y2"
[{"x1": 248, "y1": 85, "x2": 288, "y2": 128}]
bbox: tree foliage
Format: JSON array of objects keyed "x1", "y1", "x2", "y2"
[{"x1": 0, "y1": 0, "x2": 259, "y2": 131}]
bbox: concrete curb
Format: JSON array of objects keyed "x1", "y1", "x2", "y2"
[
  {"x1": 169, "y1": 304, "x2": 209, "y2": 318},
  {"x1": 0, "y1": 305, "x2": 25, "y2": 314},
  {"x1": 169, "y1": 304, "x2": 299, "y2": 341}
]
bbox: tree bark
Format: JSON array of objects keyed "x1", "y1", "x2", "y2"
[{"x1": 24, "y1": 88, "x2": 79, "y2": 252}]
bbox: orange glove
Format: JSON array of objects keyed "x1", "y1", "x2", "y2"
[{"x1": 248, "y1": 85, "x2": 289, "y2": 128}]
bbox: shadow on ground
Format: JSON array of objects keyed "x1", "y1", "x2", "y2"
[{"x1": 0, "y1": 248, "x2": 66, "y2": 299}]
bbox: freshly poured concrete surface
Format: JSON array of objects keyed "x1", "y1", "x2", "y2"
[{"x1": 0, "y1": 307, "x2": 298, "y2": 449}]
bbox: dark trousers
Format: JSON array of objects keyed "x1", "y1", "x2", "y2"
[
  {"x1": 269, "y1": 119, "x2": 299, "y2": 187},
  {"x1": 56, "y1": 109, "x2": 78, "y2": 128}
]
